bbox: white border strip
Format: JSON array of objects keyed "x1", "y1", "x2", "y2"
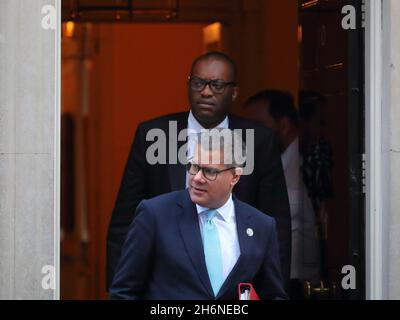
[
  {"x1": 54, "y1": 0, "x2": 61, "y2": 300},
  {"x1": 365, "y1": 0, "x2": 384, "y2": 300}
]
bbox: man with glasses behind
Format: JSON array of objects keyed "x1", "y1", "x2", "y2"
[
  {"x1": 110, "y1": 130, "x2": 287, "y2": 300},
  {"x1": 107, "y1": 51, "x2": 291, "y2": 290}
]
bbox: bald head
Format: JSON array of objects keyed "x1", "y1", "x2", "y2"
[{"x1": 190, "y1": 51, "x2": 237, "y2": 83}]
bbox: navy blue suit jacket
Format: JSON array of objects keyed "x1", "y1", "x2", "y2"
[
  {"x1": 107, "y1": 112, "x2": 291, "y2": 289},
  {"x1": 109, "y1": 190, "x2": 288, "y2": 300}
]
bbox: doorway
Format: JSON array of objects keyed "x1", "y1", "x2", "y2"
[
  {"x1": 60, "y1": 0, "x2": 366, "y2": 299},
  {"x1": 298, "y1": 0, "x2": 365, "y2": 299},
  {"x1": 61, "y1": 21, "x2": 208, "y2": 299}
]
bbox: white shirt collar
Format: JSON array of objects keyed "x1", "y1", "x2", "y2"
[
  {"x1": 281, "y1": 136, "x2": 299, "y2": 171},
  {"x1": 195, "y1": 193, "x2": 234, "y2": 222},
  {"x1": 188, "y1": 110, "x2": 229, "y2": 133}
]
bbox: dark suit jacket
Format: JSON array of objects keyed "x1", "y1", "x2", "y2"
[
  {"x1": 109, "y1": 190, "x2": 288, "y2": 300},
  {"x1": 107, "y1": 112, "x2": 291, "y2": 288}
]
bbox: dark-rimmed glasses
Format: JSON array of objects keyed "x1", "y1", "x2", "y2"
[
  {"x1": 186, "y1": 161, "x2": 235, "y2": 181},
  {"x1": 188, "y1": 76, "x2": 236, "y2": 94}
]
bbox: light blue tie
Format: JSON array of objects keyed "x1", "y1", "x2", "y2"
[{"x1": 203, "y1": 209, "x2": 223, "y2": 296}]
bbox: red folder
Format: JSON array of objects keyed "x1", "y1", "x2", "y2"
[{"x1": 238, "y1": 283, "x2": 260, "y2": 300}]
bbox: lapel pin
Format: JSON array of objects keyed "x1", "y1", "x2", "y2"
[{"x1": 246, "y1": 228, "x2": 254, "y2": 237}]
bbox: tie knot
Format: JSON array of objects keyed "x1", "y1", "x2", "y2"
[{"x1": 207, "y1": 209, "x2": 217, "y2": 222}]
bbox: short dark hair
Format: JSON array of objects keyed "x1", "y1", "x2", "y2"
[
  {"x1": 195, "y1": 129, "x2": 246, "y2": 167},
  {"x1": 244, "y1": 90, "x2": 298, "y2": 125},
  {"x1": 190, "y1": 51, "x2": 237, "y2": 83}
]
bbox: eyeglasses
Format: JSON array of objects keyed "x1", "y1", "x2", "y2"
[
  {"x1": 186, "y1": 161, "x2": 235, "y2": 181},
  {"x1": 188, "y1": 76, "x2": 236, "y2": 94}
]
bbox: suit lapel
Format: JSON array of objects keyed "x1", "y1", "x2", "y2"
[
  {"x1": 177, "y1": 190, "x2": 214, "y2": 298},
  {"x1": 216, "y1": 198, "x2": 254, "y2": 299},
  {"x1": 228, "y1": 113, "x2": 244, "y2": 130},
  {"x1": 168, "y1": 113, "x2": 188, "y2": 191}
]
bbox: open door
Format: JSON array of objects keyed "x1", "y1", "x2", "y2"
[{"x1": 299, "y1": 0, "x2": 365, "y2": 299}]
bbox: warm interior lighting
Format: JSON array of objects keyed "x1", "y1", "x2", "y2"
[
  {"x1": 298, "y1": 25, "x2": 303, "y2": 44},
  {"x1": 203, "y1": 22, "x2": 223, "y2": 52},
  {"x1": 203, "y1": 22, "x2": 222, "y2": 43},
  {"x1": 65, "y1": 21, "x2": 75, "y2": 38},
  {"x1": 301, "y1": 0, "x2": 319, "y2": 9}
]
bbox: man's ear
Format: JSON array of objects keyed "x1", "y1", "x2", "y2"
[
  {"x1": 234, "y1": 167, "x2": 243, "y2": 176},
  {"x1": 230, "y1": 167, "x2": 242, "y2": 187},
  {"x1": 232, "y1": 87, "x2": 239, "y2": 102}
]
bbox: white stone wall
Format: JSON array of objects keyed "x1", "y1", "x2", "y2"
[
  {"x1": 384, "y1": 0, "x2": 400, "y2": 300},
  {"x1": 0, "y1": 0, "x2": 59, "y2": 299}
]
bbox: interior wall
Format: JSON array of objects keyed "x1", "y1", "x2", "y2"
[
  {"x1": 263, "y1": 0, "x2": 299, "y2": 102},
  {"x1": 61, "y1": 0, "x2": 301, "y2": 299},
  {"x1": 90, "y1": 23, "x2": 207, "y2": 298}
]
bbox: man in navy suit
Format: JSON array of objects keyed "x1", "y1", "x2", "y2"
[
  {"x1": 107, "y1": 52, "x2": 291, "y2": 289},
  {"x1": 109, "y1": 130, "x2": 287, "y2": 300}
]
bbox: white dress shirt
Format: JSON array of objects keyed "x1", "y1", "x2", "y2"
[
  {"x1": 185, "y1": 110, "x2": 229, "y2": 187},
  {"x1": 281, "y1": 137, "x2": 320, "y2": 281},
  {"x1": 195, "y1": 194, "x2": 241, "y2": 283}
]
